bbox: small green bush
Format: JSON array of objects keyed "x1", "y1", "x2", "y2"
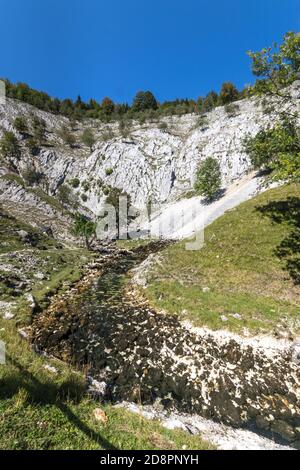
[
  {"x1": 101, "y1": 129, "x2": 114, "y2": 141},
  {"x1": 0, "y1": 131, "x2": 21, "y2": 160},
  {"x1": 224, "y1": 103, "x2": 240, "y2": 117},
  {"x1": 26, "y1": 137, "x2": 40, "y2": 156},
  {"x1": 195, "y1": 157, "x2": 222, "y2": 200},
  {"x1": 58, "y1": 125, "x2": 76, "y2": 148},
  {"x1": 13, "y1": 116, "x2": 28, "y2": 134},
  {"x1": 105, "y1": 168, "x2": 113, "y2": 176},
  {"x1": 69, "y1": 178, "x2": 80, "y2": 188},
  {"x1": 32, "y1": 115, "x2": 46, "y2": 144},
  {"x1": 81, "y1": 128, "x2": 95, "y2": 150},
  {"x1": 22, "y1": 167, "x2": 43, "y2": 186}
]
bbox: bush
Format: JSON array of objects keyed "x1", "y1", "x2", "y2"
[
  {"x1": 81, "y1": 193, "x2": 88, "y2": 202},
  {"x1": 81, "y1": 128, "x2": 95, "y2": 150},
  {"x1": 13, "y1": 116, "x2": 28, "y2": 134},
  {"x1": 197, "y1": 115, "x2": 209, "y2": 129},
  {"x1": 58, "y1": 125, "x2": 76, "y2": 148},
  {"x1": 0, "y1": 131, "x2": 21, "y2": 160},
  {"x1": 25, "y1": 137, "x2": 39, "y2": 156},
  {"x1": 194, "y1": 157, "x2": 222, "y2": 200},
  {"x1": 219, "y1": 82, "x2": 239, "y2": 105},
  {"x1": 101, "y1": 97, "x2": 115, "y2": 115},
  {"x1": 73, "y1": 213, "x2": 96, "y2": 249},
  {"x1": 32, "y1": 115, "x2": 46, "y2": 144},
  {"x1": 69, "y1": 178, "x2": 80, "y2": 188},
  {"x1": 200, "y1": 91, "x2": 219, "y2": 113},
  {"x1": 101, "y1": 129, "x2": 115, "y2": 141},
  {"x1": 82, "y1": 180, "x2": 90, "y2": 192},
  {"x1": 224, "y1": 103, "x2": 240, "y2": 117},
  {"x1": 158, "y1": 121, "x2": 168, "y2": 132},
  {"x1": 57, "y1": 184, "x2": 72, "y2": 205},
  {"x1": 105, "y1": 168, "x2": 113, "y2": 176},
  {"x1": 132, "y1": 91, "x2": 158, "y2": 112},
  {"x1": 22, "y1": 167, "x2": 43, "y2": 186},
  {"x1": 243, "y1": 116, "x2": 300, "y2": 176},
  {"x1": 118, "y1": 119, "x2": 132, "y2": 138}
]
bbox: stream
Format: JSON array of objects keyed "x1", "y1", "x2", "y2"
[{"x1": 29, "y1": 242, "x2": 300, "y2": 450}]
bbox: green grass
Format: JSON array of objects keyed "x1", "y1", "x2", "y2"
[
  {"x1": 0, "y1": 205, "x2": 213, "y2": 450},
  {"x1": 0, "y1": 321, "x2": 213, "y2": 450},
  {"x1": 144, "y1": 184, "x2": 300, "y2": 334},
  {"x1": 0, "y1": 206, "x2": 92, "y2": 321}
]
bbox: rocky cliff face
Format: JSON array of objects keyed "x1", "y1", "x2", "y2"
[{"x1": 1, "y1": 87, "x2": 299, "y2": 221}]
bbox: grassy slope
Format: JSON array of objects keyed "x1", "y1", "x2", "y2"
[
  {"x1": 0, "y1": 321, "x2": 213, "y2": 450},
  {"x1": 145, "y1": 184, "x2": 300, "y2": 334},
  {"x1": 0, "y1": 207, "x2": 212, "y2": 450}
]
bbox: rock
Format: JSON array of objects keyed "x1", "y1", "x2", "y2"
[
  {"x1": 163, "y1": 418, "x2": 186, "y2": 431},
  {"x1": 3, "y1": 312, "x2": 15, "y2": 320},
  {"x1": 87, "y1": 376, "x2": 107, "y2": 398},
  {"x1": 16, "y1": 230, "x2": 29, "y2": 242},
  {"x1": 18, "y1": 328, "x2": 29, "y2": 339},
  {"x1": 43, "y1": 364, "x2": 58, "y2": 374},
  {"x1": 274, "y1": 326, "x2": 294, "y2": 341},
  {"x1": 93, "y1": 408, "x2": 108, "y2": 424},
  {"x1": 230, "y1": 313, "x2": 242, "y2": 320},
  {"x1": 291, "y1": 341, "x2": 300, "y2": 365},
  {"x1": 256, "y1": 415, "x2": 271, "y2": 431},
  {"x1": 271, "y1": 420, "x2": 295, "y2": 442},
  {"x1": 34, "y1": 272, "x2": 45, "y2": 280},
  {"x1": 220, "y1": 315, "x2": 228, "y2": 322},
  {"x1": 294, "y1": 440, "x2": 300, "y2": 450}
]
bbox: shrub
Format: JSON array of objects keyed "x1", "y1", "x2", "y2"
[
  {"x1": 81, "y1": 193, "x2": 88, "y2": 202},
  {"x1": 194, "y1": 157, "x2": 222, "y2": 200},
  {"x1": 82, "y1": 180, "x2": 90, "y2": 192},
  {"x1": 158, "y1": 121, "x2": 168, "y2": 132},
  {"x1": 101, "y1": 129, "x2": 115, "y2": 141},
  {"x1": 105, "y1": 168, "x2": 113, "y2": 176},
  {"x1": 22, "y1": 166, "x2": 43, "y2": 186},
  {"x1": 57, "y1": 184, "x2": 72, "y2": 205},
  {"x1": 32, "y1": 115, "x2": 46, "y2": 144},
  {"x1": 197, "y1": 115, "x2": 209, "y2": 129},
  {"x1": 200, "y1": 91, "x2": 219, "y2": 113},
  {"x1": 69, "y1": 178, "x2": 80, "y2": 188},
  {"x1": 243, "y1": 116, "x2": 300, "y2": 178},
  {"x1": 81, "y1": 128, "x2": 95, "y2": 150},
  {"x1": 73, "y1": 213, "x2": 96, "y2": 250},
  {"x1": 13, "y1": 116, "x2": 28, "y2": 135},
  {"x1": 118, "y1": 119, "x2": 131, "y2": 138},
  {"x1": 101, "y1": 97, "x2": 115, "y2": 115},
  {"x1": 26, "y1": 137, "x2": 39, "y2": 156},
  {"x1": 224, "y1": 103, "x2": 240, "y2": 117},
  {"x1": 132, "y1": 91, "x2": 158, "y2": 112},
  {"x1": 58, "y1": 125, "x2": 76, "y2": 148},
  {"x1": 0, "y1": 131, "x2": 21, "y2": 160},
  {"x1": 219, "y1": 82, "x2": 239, "y2": 105}
]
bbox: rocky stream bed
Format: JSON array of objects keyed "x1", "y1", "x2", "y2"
[{"x1": 27, "y1": 242, "x2": 300, "y2": 449}]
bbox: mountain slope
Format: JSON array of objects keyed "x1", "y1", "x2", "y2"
[{"x1": 142, "y1": 183, "x2": 300, "y2": 335}]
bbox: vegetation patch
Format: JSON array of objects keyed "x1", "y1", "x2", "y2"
[{"x1": 144, "y1": 184, "x2": 300, "y2": 334}]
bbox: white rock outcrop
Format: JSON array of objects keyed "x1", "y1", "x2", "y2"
[{"x1": 0, "y1": 86, "x2": 299, "y2": 219}]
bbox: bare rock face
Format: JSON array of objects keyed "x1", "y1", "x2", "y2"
[
  {"x1": 0, "y1": 89, "x2": 299, "y2": 217},
  {"x1": 0, "y1": 177, "x2": 77, "y2": 244}
]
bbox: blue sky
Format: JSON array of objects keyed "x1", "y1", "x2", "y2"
[{"x1": 1, "y1": 0, "x2": 299, "y2": 104}]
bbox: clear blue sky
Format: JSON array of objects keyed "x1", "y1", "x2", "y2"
[{"x1": 1, "y1": 0, "x2": 299, "y2": 104}]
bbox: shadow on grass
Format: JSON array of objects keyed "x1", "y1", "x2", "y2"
[
  {"x1": 256, "y1": 196, "x2": 300, "y2": 284},
  {"x1": 0, "y1": 355, "x2": 118, "y2": 450}
]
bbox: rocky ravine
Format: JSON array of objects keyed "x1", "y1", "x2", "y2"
[{"x1": 27, "y1": 244, "x2": 300, "y2": 448}]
